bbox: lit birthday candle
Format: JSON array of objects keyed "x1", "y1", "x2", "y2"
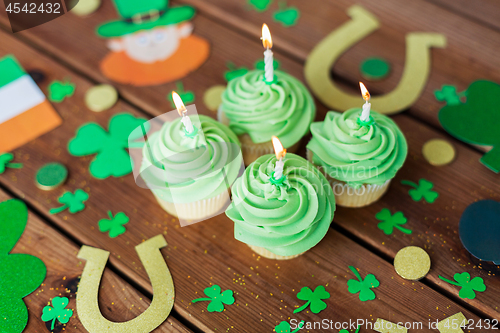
[
  {"x1": 359, "y1": 82, "x2": 371, "y2": 121},
  {"x1": 262, "y1": 23, "x2": 274, "y2": 83},
  {"x1": 172, "y1": 91, "x2": 194, "y2": 133},
  {"x1": 272, "y1": 136, "x2": 286, "y2": 179}
]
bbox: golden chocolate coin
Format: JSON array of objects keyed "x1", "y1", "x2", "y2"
[
  {"x1": 394, "y1": 246, "x2": 430, "y2": 280},
  {"x1": 85, "y1": 84, "x2": 118, "y2": 112},
  {"x1": 422, "y1": 139, "x2": 456, "y2": 166},
  {"x1": 203, "y1": 85, "x2": 225, "y2": 112}
]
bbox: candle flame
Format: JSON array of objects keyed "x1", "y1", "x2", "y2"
[
  {"x1": 272, "y1": 136, "x2": 286, "y2": 159},
  {"x1": 359, "y1": 82, "x2": 370, "y2": 101},
  {"x1": 261, "y1": 23, "x2": 273, "y2": 49},
  {"x1": 172, "y1": 91, "x2": 187, "y2": 116}
]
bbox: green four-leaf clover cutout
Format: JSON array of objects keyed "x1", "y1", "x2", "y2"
[
  {"x1": 49, "y1": 189, "x2": 89, "y2": 214},
  {"x1": 293, "y1": 285, "x2": 330, "y2": 314},
  {"x1": 68, "y1": 113, "x2": 150, "y2": 179},
  {"x1": 192, "y1": 285, "x2": 235, "y2": 312},
  {"x1": 41, "y1": 296, "x2": 73, "y2": 330},
  {"x1": 0, "y1": 153, "x2": 23, "y2": 174},
  {"x1": 0, "y1": 199, "x2": 47, "y2": 333},
  {"x1": 347, "y1": 266, "x2": 379, "y2": 302},
  {"x1": 439, "y1": 272, "x2": 486, "y2": 299},
  {"x1": 401, "y1": 179, "x2": 439, "y2": 203},
  {"x1": 275, "y1": 320, "x2": 304, "y2": 333},
  {"x1": 98, "y1": 211, "x2": 129, "y2": 238},
  {"x1": 376, "y1": 208, "x2": 412, "y2": 235}
]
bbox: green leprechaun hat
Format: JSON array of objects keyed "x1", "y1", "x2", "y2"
[{"x1": 97, "y1": 0, "x2": 195, "y2": 38}]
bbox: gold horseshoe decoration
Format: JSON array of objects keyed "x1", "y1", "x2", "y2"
[
  {"x1": 305, "y1": 5, "x2": 447, "y2": 114},
  {"x1": 76, "y1": 235, "x2": 174, "y2": 333}
]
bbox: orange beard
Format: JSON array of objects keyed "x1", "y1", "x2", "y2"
[{"x1": 100, "y1": 35, "x2": 210, "y2": 86}]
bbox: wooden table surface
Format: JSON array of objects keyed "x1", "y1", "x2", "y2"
[{"x1": 0, "y1": 0, "x2": 499, "y2": 332}]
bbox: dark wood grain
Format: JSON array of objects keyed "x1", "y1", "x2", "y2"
[
  {"x1": 0, "y1": 190, "x2": 191, "y2": 333},
  {"x1": 0, "y1": 25, "x2": 490, "y2": 332}
]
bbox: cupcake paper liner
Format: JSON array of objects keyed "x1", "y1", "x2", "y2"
[{"x1": 247, "y1": 244, "x2": 304, "y2": 260}]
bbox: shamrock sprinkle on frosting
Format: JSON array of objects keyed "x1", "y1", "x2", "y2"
[
  {"x1": 49, "y1": 189, "x2": 89, "y2": 214},
  {"x1": 41, "y1": 297, "x2": 73, "y2": 330},
  {"x1": 293, "y1": 285, "x2": 330, "y2": 314},
  {"x1": 401, "y1": 179, "x2": 439, "y2": 203},
  {"x1": 191, "y1": 285, "x2": 235, "y2": 312},
  {"x1": 376, "y1": 208, "x2": 412, "y2": 235},
  {"x1": 347, "y1": 266, "x2": 379, "y2": 302},
  {"x1": 438, "y1": 272, "x2": 486, "y2": 299}
]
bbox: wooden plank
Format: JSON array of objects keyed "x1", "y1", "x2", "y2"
[
  {"x1": 0, "y1": 190, "x2": 191, "y2": 333},
  {"x1": 0, "y1": 28, "x2": 489, "y2": 331},
  {"x1": 425, "y1": 0, "x2": 500, "y2": 32}
]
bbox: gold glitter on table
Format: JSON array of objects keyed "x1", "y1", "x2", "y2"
[
  {"x1": 422, "y1": 139, "x2": 456, "y2": 166},
  {"x1": 394, "y1": 246, "x2": 431, "y2": 280}
]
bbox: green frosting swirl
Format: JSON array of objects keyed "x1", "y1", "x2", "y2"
[
  {"x1": 226, "y1": 154, "x2": 336, "y2": 256},
  {"x1": 220, "y1": 70, "x2": 316, "y2": 147},
  {"x1": 140, "y1": 115, "x2": 242, "y2": 203},
  {"x1": 307, "y1": 108, "x2": 407, "y2": 187}
]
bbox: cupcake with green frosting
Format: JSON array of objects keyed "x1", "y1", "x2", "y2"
[
  {"x1": 226, "y1": 153, "x2": 336, "y2": 260},
  {"x1": 306, "y1": 108, "x2": 407, "y2": 207},
  {"x1": 141, "y1": 115, "x2": 242, "y2": 221},
  {"x1": 219, "y1": 70, "x2": 316, "y2": 165}
]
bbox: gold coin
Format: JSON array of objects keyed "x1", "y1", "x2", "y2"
[
  {"x1": 394, "y1": 246, "x2": 430, "y2": 280},
  {"x1": 85, "y1": 84, "x2": 118, "y2": 112},
  {"x1": 71, "y1": 0, "x2": 101, "y2": 16},
  {"x1": 203, "y1": 85, "x2": 226, "y2": 112},
  {"x1": 422, "y1": 139, "x2": 456, "y2": 166}
]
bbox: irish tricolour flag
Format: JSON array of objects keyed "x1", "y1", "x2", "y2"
[{"x1": 0, "y1": 55, "x2": 61, "y2": 152}]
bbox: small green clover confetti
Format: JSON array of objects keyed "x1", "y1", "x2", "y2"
[
  {"x1": 401, "y1": 179, "x2": 439, "y2": 203},
  {"x1": 376, "y1": 208, "x2": 412, "y2": 235},
  {"x1": 41, "y1": 297, "x2": 73, "y2": 330},
  {"x1": 68, "y1": 113, "x2": 150, "y2": 179},
  {"x1": 293, "y1": 285, "x2": 330, "y2": 314},
  {"x1": 275, "y1": 320, "x2": 304, "y2": 333},
  {"x1": 340, "y1": 325, "x2": 360, "y2": 333},
  {"x1": 347, "y1": 266, "x2": 379, "y2": 301},
  {"x1": 49, "y1": 189, "x2": 89, "y2": 214},
  {"x1": 438, "y1": 272, "x2": 486, "y2": 299},
  {"x1": 48, "y1": 80, "x2": 75, "y2": 102},
  {"x1": 255, "y1": 58, "x2": 280, "y2": 71},
  {"x1": 224, "y1": 62, "x2": 249, "y2": 82},
  {"x1": 168, "y1": 82, "x2": 195, "y2": 108},
  {"x1": 0, "y1": 153, "x2": 23, "y2": 174},
  {"x1": 247, "y1": 0, "x2": 273, "y2": 12},
  {"x1": 273, "y1": 1, "x2": 300, "y2": 27},
  {"x1": 191, "y1": 285, "x2": 234, "y2": 312},
  {"x1": 98, "y1": 211, "x2": 129, "y2": 238},
  {"x1": 434, "y1": 85, "x2": 466, "y2": 106},
  {"x1": 0, "y1": 199, "x2": 46, "y2": 333}
]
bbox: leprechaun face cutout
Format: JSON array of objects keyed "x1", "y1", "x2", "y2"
[{"x1": 97, "y1": 0, "x2": 210, "y2": 86}]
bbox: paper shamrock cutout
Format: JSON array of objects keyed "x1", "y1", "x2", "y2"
[
  {"x1": 98, "y1": 211, "x2": 129, "y2": 238},
  {"x1": 0, "y1": 199, "x2": 47, "y2": 333},
  {"x1": 255, "y1": 58, "x2": 280, "y2": 71},
  {"x1": 248, "y1": 0, "x2": 273, "y2": 12},
  {"x1": 0, "y1": 153, "x2": 23, "y2": 173},
  {"x1": 438, "y1": 272, "x2": 486, "y2": 299},
  {"x1": 376, "y1": 209, "x2": 412, "y2": 235},
  {"x1": 41, "y1": 297, "x2": 73, "y2": 330},
  {"x1": 68, "y1": 113, "x2": 150, "y2": 179},
  {"x1": 401, "y1": 179, "x2": 439, "y2": 203},
  {"x1": 293, "y1": 285, "x2": 330, "y2": 314},
  {"x1": 275, "y1": 320, "x2": 304, "y2": 333},
  {"x1": 168, "y1": 82, "x2": 195, "y2": 108},
  {"x1": 347, "y1": 266, "x2": 379, "y2": 301},
  {"x1": 48, "y1": 80, "x2": 75, "y2": 103},
  {"x1": 224, "y1": 62, "x2": 249, "y2": 82},
  {"x1": 191, "y1": 285, "x2": 234, "y2": 312},
  {"x1": 434, "y1": 85, "x2": 466, "y2": 106},
  {"x1": 340, "y1": 326, "x2": 360, "y2": 333},
  {"x1": 437, "y1": 80, "x2": 500, "y2": 172},
  {"x1": 273, "y1": 2, "x2": 300, "y2": 27},
  {"x1": 49, "y1": 189, "x2": 89, "y2": 214}
]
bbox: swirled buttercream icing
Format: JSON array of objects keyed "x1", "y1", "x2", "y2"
[
  {"x1": 226, "y1": 154, "x2": 335, "y2": 256},
  {"x1": 140, "y1": 115, "x2": 242, "y2": 203},
  {"x1": 307, "y1": 108, "x2": 407, "y2": 187},
  {"x1": 220, "y1": 70, "x2": 315, "y2": 147}
]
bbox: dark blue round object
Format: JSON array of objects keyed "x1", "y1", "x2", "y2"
[{"x1": 459, "y1": 200, "x2": 500, "y2": 265}]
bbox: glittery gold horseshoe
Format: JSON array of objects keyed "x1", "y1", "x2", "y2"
[
  {"x1": 305, "y1": 5, "x2": 447, "y2": 114},
  {"x1": 76, "y1": 235, "x2": 174, "y2": 333}
]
